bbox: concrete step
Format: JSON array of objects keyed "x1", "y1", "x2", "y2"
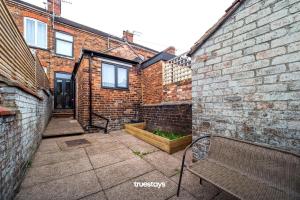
[
  {"x1": 43, "y1": 117, "x2": 84, "y2": 138},
  {"x1": 52, "y1": 112, "x2": 74, "y2": 118}
]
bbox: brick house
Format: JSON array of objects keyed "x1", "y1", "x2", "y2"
[
  {"x1": 5, "y1": 0, "x2": 192, "y2": 131},
  {"x1": 189, "y1": 0, "x2": 300, "y2": 156},
  {"x1": 5, "y1": 0, "x2": 157, "y2": 107}
]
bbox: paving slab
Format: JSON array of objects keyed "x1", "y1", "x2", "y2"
[
  {"x1": 32, "y1": 148, "x2": 87, "y2": 167},
  {"x1": 105, "y1": 170, "x2": 177, "y2": 200},
  {"x1": 36, "y1": 139, "x2": 60, "y2": 153},
  {"x1": 171, "y1": 170, "x2": 220, "y2": 200},
  {"x1": 16, "y1": 171, "x2": 101, "y2": 200},
  {"x1": 89, "y1": 148, "x2": 135, "y2": 169},
  {"x1": 168, "y1": 189, "x2": 198, "y2": 200},
  {"x1": 212, "y1": 191, "x2": 238, "y2": 200},
  {"x1": 80, "y1": 191, "x2": 107, "y2": 200},
  {"x1": 43, "y1": 117, "x2": 84, "y2": 137},
  {"x1": 172, "y1": 149, "x2": 194, "y2": 166},
  {"x1": 85, "y1": 141, "x2": 127, "y2": 156},
  {"x1": 22, "y1": 157, "x2": 93, "y2": 188},
  {"x1": 95, "y1": 157, "x2": 153, "y2": 189},
  {"x1": 143, "y1": 151, "x2": 181, "y2": 177},
  {"x1": 109, "y1": 130, "x2": 128, "y2": 137},
  {"x1": 116, "y1": 133, "x2": 159, "y2": 153}
]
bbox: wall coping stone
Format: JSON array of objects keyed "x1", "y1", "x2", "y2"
[
  {"x1": 142, "y1": 101, "x2": 192, "y2": 107},
  {"x1": 0, "y1": 106, "x2": 16, "y2": 116}
]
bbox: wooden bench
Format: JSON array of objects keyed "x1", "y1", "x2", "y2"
[{"x1": 177, "y1": 135, "x2": 300, "y2": 200}]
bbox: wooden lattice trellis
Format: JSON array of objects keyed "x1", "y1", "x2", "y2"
[{"x1": 163, "y1": 52, "x2": 192, "y2": 85}]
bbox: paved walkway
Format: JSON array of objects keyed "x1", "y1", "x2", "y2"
[
  {"x1": 15, "y1": 130, "x2": 235, "y2": 200},
  {"x1": 42, "y1": 117, "x2": 84, "y2": 137}
]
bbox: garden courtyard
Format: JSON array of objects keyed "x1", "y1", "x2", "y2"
[{"x1": 15, "y1": 126, "x2": 235, "y2": 200}]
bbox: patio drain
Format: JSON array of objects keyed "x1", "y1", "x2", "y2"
[{"x1": 65, "y1": 139, "x2": 91, "y2": 147}]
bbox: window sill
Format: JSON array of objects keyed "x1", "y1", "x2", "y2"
[
  {"x1": 101, "y1": 87, "x2": 129, "y2": 91},
  {"x1": 29, "y1": 46, "x2": 49, "y2": 51},
  {"x1": 54, "y1": 54, "x2": 75, "y2": 60}
]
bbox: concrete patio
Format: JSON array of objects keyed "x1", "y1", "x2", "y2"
[{"x1": 15, "y1": 130, "x2": 235, "y2": 200}]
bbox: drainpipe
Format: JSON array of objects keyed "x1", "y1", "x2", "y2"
[{"x1": 88, "y1": 53, "x2": 94, "y2": 129}]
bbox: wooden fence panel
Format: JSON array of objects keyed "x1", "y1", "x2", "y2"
[{"x1": 0, "y1": 0, "x2": 49, "y2": 93}]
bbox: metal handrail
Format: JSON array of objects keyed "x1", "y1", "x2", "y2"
[{"x1": 92, "y1": 112, "x2": 109, "y2": 133}]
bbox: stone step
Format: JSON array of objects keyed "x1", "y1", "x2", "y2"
[{"x1": 52, "y1": 112, "x2": 74, "y2": 118}]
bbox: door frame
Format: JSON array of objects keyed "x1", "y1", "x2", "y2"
[{"x1": 54, "y1": 72, "x2": 73, "y2": 109}]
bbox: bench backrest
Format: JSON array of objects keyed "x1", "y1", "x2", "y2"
[{"x1": 208, "y1": 136, "x2": 300, "y2": 195}]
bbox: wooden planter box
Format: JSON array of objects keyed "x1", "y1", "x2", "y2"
[{"x1": 124, "y1": 122, "x2": 192, "y2": 154}]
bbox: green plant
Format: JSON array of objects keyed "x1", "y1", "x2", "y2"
[
  {"x1": 153, "y1": 129, "x2": 184, "y2": 140},
  {"x1": 132, "y1": 151, "x2": 151, "y2": 158}
]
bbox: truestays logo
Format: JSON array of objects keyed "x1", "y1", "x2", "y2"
[{"x1": 133, "y1": 181, "x2": 166, "y2": 189}]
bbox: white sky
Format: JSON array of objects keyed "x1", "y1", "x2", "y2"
[{"x1": 23, "y1": 0, "x2": 233, "y2": 54}]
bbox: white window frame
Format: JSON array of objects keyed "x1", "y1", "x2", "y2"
[
  {"x1": 55, "y1": 31, "x2": 74, "y2": 58},
  {"x1": 24, "y1": 17, "x2": 48, "y2": 49}
]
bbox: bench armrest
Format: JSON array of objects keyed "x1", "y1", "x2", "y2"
[{"x1": 177, "y1": 134, "x2": 211, "y2": 196}]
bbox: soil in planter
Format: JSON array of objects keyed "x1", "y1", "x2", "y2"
[{"x1": 153, "y1": 129, "x2": 185, "y2": 140}]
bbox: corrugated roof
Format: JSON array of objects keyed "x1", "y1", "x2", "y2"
[{"x1": 188, "y1": 0, "x2": 245, "y2": 56}]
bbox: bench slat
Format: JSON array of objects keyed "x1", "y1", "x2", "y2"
[
  {"x1": 188, "y1": 159, "x2": 298, "y2": 200},
  {"x1": 208, "y1": 137, "x2": 300, "y2": 194}
]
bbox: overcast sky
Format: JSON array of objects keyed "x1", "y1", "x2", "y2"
[{"x1": 23, "y1": 0, "x2": 233, "y2": 54}]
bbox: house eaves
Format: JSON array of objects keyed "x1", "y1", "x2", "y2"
[
  {"x1": 188, "y1": 0, "x2": 245, "y2": 57},
  {"x1": 72, "y1": 49, "x2": 139, "y2": 77},
  {"x1": 141, "y1": 52, "x2": 176, "y2": 69}
]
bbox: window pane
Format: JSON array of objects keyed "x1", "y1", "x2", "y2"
[
  {"x1": 117, "y1": 68, "x2": 128, "y2": 88},
  {"x1": 37, "y1": 21, "x2": 47, "y2": 48},
  {"x1": 56, "y1": 73, "x2": 71, "y2": 79},
  {"x1": 25, "y1": 19, "x2": 35, "y2": 46},
  {"x1": 56, "y1": 40, "x2": 72, "y2": 57},
  {"x1": 56, "y1": 32, "x2": 73, "y2": 42},
  {"x1": 102, "y1": 64, "x2": 115, "y2": 87}
]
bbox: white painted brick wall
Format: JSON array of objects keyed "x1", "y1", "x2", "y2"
[{"x1": 0, "y1": 86, "x2": 52, "y2": 200}]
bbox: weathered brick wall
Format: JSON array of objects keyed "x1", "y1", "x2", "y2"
[
  {"x1": 163, "y1": 80, "x2": 192, "y2": 102},
  {"x1": 75, "y1": 57, "x2": 142, "y2": 130},
  {"x1": 140, "y1": 61, "x2": 192, "y2": 134},
  {"x1": 141, "y1": 61, "x2": 192, "y2": 104},
  {"x1": 141, "y1": 61, "x2": 163, "y2": 104},
  {"x1": 0, "y1": 85, "x2": 52, "y2": 200},
  {"x1": 141, "y1": 103, "x2": 192, "y2": 135},
  {"x1": 191, "y1": 0, "x2": 300, "y2": 157}
]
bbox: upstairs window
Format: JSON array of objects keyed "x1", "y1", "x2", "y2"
[
  {"x1": 102, "y1": 62, "x2": 129, "y2": 89},
  {"x1": 55, "y1": 32, "x2": 73, "y2": 57},
  {"x1": 24, "y1": 18, "x2": 47, "y2": 49}
]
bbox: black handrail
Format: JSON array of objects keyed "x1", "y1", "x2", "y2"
[
  {"x1": 92, "y1": 112, "x2": 109, "y2": 133},
  {"x1": 177, "y1": 135, "x2": 211, "y2": 197}
]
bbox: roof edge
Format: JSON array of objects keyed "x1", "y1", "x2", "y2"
[
  {"x1": 72, "y1": 49, "x2": 139, "y2": 77},
  {"x1": 141, "y1": 51, "x2": 176, "y2": 69},
  {"x1": 188, "y1": 0, "x2": 245, "y2": 57}
]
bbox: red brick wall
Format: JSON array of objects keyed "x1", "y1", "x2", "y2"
[
  {"x1": 141, "y1": 61, "x2": 192, "y2": 104},
  {"x1": 141, "y1": 61, "x2": 163, "y2": 104},
  {"x1": 75, "y1": 57, "x2": 142, "y2": 130},
  {"x1": 162, "y1": 79, "x2": 192, "y2": 102},
  {"x1": 141, "y1": 103, "x2": 192, "y2": 135},
  {"x1": 6, "y1": 1, "x2": 156, "y2": 92},
  {"x1": 75, "y1": 57, "x2": 89, "y2": 126}
]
